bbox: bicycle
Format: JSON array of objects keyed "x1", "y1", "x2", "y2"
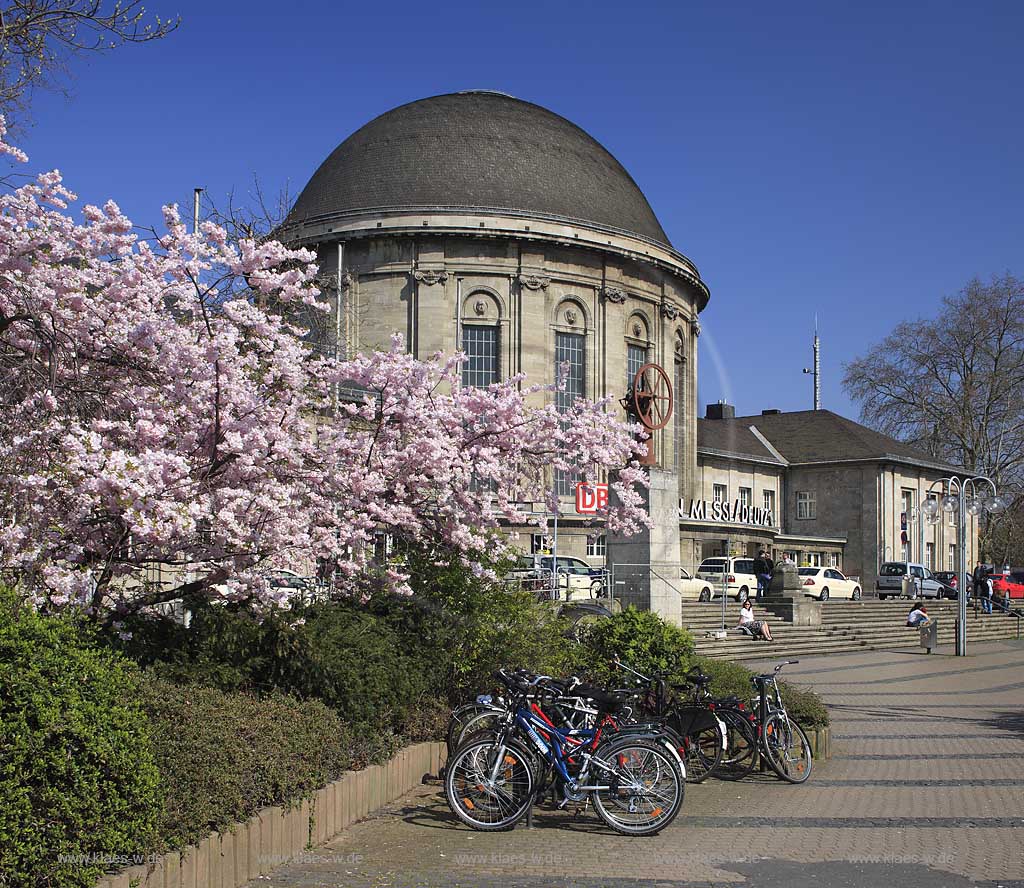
[
  {"x1": 751, "y1": 660, "x2": 813, "y2": 783},
  {"x1": 445, "y1": 669, "x2": 685, "y2": 835},
  {"x1": 613, "y1": 659, "x2": 727, "y2": 783}
]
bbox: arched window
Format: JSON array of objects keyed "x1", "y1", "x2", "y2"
[
  {"x1": 461, "y1": 291, "x2": 501, "y2": 387},
  {"x1": 554, "y1": 329, "x2": 586, "y2": 496},
  {"x1": 625, "y1": 314, "x2": 650, "y2": 392}
]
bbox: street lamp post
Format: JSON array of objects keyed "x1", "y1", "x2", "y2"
[{"x1": 922, "y1": 474, "x2": 1006, "y2": 656}]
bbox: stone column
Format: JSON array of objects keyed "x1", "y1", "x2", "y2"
[
  {"x1": 763, "y1": 562, "x2": 821, "y2": 625},
  {"x1": 606, "y1": 467, "x2": 682, "y2": 626}
]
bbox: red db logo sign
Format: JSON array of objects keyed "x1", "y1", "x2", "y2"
[{"x1": 575, "y1": 483, "x2": 608, "y2": 514}]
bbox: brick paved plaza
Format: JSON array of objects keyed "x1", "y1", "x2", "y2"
[{"x1": 246, "y1": 640, "x2": 1024, "y2": 888}]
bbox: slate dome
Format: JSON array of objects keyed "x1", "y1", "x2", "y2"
[{"x1": 286, "y1": 91, "x2": 672, "y2": 248}]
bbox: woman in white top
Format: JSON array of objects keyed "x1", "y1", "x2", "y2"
[{"x1": 737, "y1": 599, "x2": 774, "y2": 641}]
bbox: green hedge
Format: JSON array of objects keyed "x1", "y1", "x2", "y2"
[
  {"x1": 694, "y1": 657, "x2": 830, "y2": 728},
  {"x1": 0, "y1": 589, "x2": 161, "y2": 888},
  {"x1": 139, "y1": 677, "x2": 354, "y2": 850},
  {"x1": 574, "y1": 606, "x2": 696, "y2": 683}
]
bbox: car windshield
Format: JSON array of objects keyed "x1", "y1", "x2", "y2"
[
  {"x1": 798, "y1": 568, "x2": 819, "y2": 576},
  {"x1": 880, "y1": 562, "x2": 907, "y2": 576}
]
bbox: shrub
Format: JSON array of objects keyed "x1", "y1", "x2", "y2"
[
  {"x1": 0, "y1": 588, "x2": 161, "y2": 888},
  {"x1": 694, "y1": 657, "x2": 830, "y2": 728},
  {"x1": 139, "y1": 676, "x2": 352, "y2": 850},
  {"x1": 576, "y1": 607, "x2": 695, "y2": 683}
]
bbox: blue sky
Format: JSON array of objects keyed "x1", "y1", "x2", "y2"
[{"x1": 15, "y1": 0, "x2": 1023, "y2": 421}]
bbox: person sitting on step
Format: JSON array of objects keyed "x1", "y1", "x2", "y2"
[
  {"x1": 737, "y1": 598, "x2": 774, "y2": 641},
  {"x1": 906, "y1": 604, "x2": 931, "y2": 627}
]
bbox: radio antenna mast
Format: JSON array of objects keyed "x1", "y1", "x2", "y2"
[{"x1": 802, "y1": 316, "x2": 821, "y2": 410}]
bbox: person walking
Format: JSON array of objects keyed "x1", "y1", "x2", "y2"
[{"x1": 983, "y1": 574, "x2": 994, "y2": 614}]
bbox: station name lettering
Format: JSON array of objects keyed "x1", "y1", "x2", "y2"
[{"x1": 679, "y1": 498, "x2": 774, "y2": 527}]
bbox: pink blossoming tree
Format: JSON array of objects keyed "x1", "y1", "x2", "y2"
[{"x1": 0, "y1": 121, "x2": 649, "y2": 617}]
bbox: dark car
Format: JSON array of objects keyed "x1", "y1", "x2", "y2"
[{"x1": 933, "y1": 571, "x2": 962, "y2": 599}]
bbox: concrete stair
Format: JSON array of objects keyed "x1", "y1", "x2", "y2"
[{"x1": 685, "y1": 598, "x2": 1021, "y2": 662}]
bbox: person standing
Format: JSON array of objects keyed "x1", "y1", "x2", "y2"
[
  {"x1": 983, "y1": 574, "x2": 994, "y2": 614},
  {"x1": 753, "y1": 549, "x2": 770, "y2": 600},
  {"x1": 764, "y1": 550, "x2": 775, "y2": 589},
  {"x1": 973, "y1": 560, "x2": 987, "y2": 601}
]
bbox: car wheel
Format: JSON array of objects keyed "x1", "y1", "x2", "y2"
[
  {"x1": 698, "y1": 588, "x2": 711, "y2": 603},
  {"x1": 819, "y1": 588, "x2": 829, "y2": 602},
  {"x1": 737, "y1": 587, "x2": 749, "y2": 603},
  {"x1": 852, "y1": 587, "x2": 862, "y2": 601}
]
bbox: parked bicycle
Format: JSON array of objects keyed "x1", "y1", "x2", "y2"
[{"x1": 444, "y1": 669, "x2": 686, "y2": 835}]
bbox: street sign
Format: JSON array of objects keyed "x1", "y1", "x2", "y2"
[{"x1": 575, "y1": 482, "x2": 608, "y2": 514}]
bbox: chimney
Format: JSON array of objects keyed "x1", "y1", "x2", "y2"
[
  {"x1": 705, "y1": 400, "x2": 735, "y2": 420},
  {"x1": 762, "y1": 409, "x2": 781, "y2": 415}
]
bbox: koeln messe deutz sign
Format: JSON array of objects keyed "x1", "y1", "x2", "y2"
[{"x1": 679, "y1": 498, "x2": 775, "y2": 527}]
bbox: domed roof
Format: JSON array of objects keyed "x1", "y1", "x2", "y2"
[{"x1": 286, "y1": 92, "x2": 672, "y2": 248}]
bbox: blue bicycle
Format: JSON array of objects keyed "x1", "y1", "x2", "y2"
[{"x1": 444, "y1": 669, "x2": 685, "y2": 835}]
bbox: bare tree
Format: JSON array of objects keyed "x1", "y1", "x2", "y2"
[
  {"x1": 0, "y1": 0, "x2": 178, "y2": 125},
  {"x1": 843, "y1": 274, "x2": 1024, "y2": 560}
]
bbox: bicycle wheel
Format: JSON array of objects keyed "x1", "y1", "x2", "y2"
[
  {"x1": 589, "y1": 738, "x2": 684, "y2": 836},
  {"x1": 445, "y1": 736, "x2": 536, "y2": 830},
  {"x1": 715, "y1": 709, "x2": 757, "y2": 781},
  {"x1": 446, "y1": 703, "x2": 495, "y2": 756},
  {"x1": 762, "y1": 713, "x2": 813, "y2": 784},
  {"x1": 684, "y1": 721, "x2": 724, "y2": 783},
  {"x1": 449, "y1": 709, "x2": 503, "y2": 753}
]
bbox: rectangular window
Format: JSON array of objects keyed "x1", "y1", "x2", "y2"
[
  {"x1": 763, "y1": 489, "x2": 775, "y2": 517},
  {"x1": 555, "y1": 332, "x2": 586, "y2": 496},
  {"x1": 901, "y1": 488, "x2": 914, "y2": 519},
  {"x1": 925, "y1": 542, "x2": 935, "y2": 571},
  {"x1": 739, "y1": 487, "x2": 752, "y2": 508},
  {"x1": 796, "y1": 491, "x2": 816, "y2": 520},
  {"x1": 948, "y1": 543, "x2": 957, "y2": 571},
  {"x1": 587, "y1": 534, "x2": 606, "y2": 557},
  {"x1": 828, "y1": 552, "x2": 839, "y2": 568},
  {"x1": 806, "y1": 552, "x2": 822, "y2": 567},
  {"x1": 901, "y1": 541, "x2": 910, "y2": 561},
  {"x1": 713, "y1": 483, "x2": 727, "y2": 504},
  {"x1": 627, "y1": 343, "x2": 648, "y2": 391},
  {"x1": 531, "y1": 534, "x2": 548, "y2": 554},
  {"x1": 461, "y1": 325, "x2": 499, "y2": 387},
  {"x1": 949, "y1": 506, "x2": 957, "y2": 526}
]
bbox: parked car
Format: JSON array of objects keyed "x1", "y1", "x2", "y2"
[
  {"x1": 989, "y1": 570, "x2": 1024, "y2": 600},
  {"x1": 932, "y1": 571, "x2": 966, "y2": 599},
  {"x1": 876, "y1": 561, "x2": 944, "y2": 599},
  {"x1": 508, "y1": 554, "x2": 605, "y2": 599},
  {"x1": 266, "y1": 568, "x2": 314, "y2": 591},
  {"x1": 797, "y1": 567, "x2": 862, "y2": 601},
  {"x1": 693, "y1": 557, "x2": 758, "y2": 602},
  {"x1": 680, "y1": 568, "x2": 716, "y2": 602}
]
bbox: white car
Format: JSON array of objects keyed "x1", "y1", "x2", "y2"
[
  {"x1": 798, "y1": 567, "x2": 862, "y2": 601},
  {"x1": 679, "y1": 568, "x2": 716, "y2": 601},
  {"x1": 694, "y1": 557, "x2": 759, "y2": 602}
]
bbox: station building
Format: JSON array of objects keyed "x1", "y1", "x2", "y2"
[{"x1": 280, "y1": 91, "x2": 976, "y2": 601}]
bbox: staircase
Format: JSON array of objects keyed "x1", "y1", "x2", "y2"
[{"x1": 685, "y1": 598, "x2": 1022, "y2": 662}]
